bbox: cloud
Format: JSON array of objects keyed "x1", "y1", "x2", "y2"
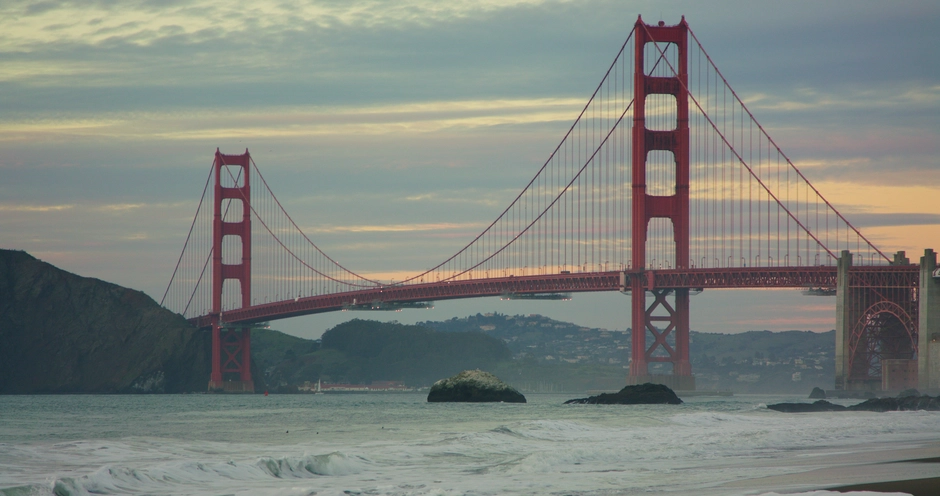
[
  {"x1": 740, "y1": 85, "x2": 940, "y2": 113},
  {"x1": 0, "y1": 0, "x2": 560, "y2": 51},
  {"x1": 0, "y1": 98, "x2": 585, "y2": 142},
  {"x1": 310, "y1": 221, "x2": 487, "y2": 234},
  {"x1": 836, "y1": 213, "x2": 940, "y2": 230},
  {"x1": 0, "y1": 203, "x2": 74, "y2": 212},
  {"x1": 403, "y1": 191, "x2": 510, "y2": 208},
  {"x1": 94, "y1": 203, "x2": 147, "y2": 212}
]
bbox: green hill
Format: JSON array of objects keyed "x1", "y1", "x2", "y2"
[
  {"x1": 257, "y1": 319, "x2": 513, "y2": 389},
  {"x1": 257, "y1": 315, "x2": 835, "y2": 393},
  {"x1": 420, "y1": 312, "x2": 835, "y2": 393},
  {"x1": 0, "y1": 249, "x2": 210, "y2": 393}
]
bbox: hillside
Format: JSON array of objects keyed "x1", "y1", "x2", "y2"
[
  {"x1": 420, "y1": 312, "x2": 835, "y2": 393},
  {"x1": 254, "y1": 313, "x2": 836, "y2": 393},
  {"x1": 258, "y1": 319, "x2": 513, "y2": 389},
  {"x1": 0, "y1": 249, "x2": 210, "y2": 393},
  {"x1": 419, "y1": 313, "x2": 629, "y2": 365}
]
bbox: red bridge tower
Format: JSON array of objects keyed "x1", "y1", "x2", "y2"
[
  {"x1": 209, "y1": 149, "x2": 254, "y2": 392},
  {"x1": 628, "y1": 17, "x2": 694, "y2": 390}
]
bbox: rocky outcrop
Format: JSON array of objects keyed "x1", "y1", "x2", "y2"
[
  {"x1": 767, "y1": 399, "x2": 847, "y2": 412},
  {"x1": 808, "y1": 387, "x2": 826, "y2": 399},
  {"x1": 0, "y1": 249, "x2": 210, "y2": 393},
  {"x1": 848, "y1": 396, "x2": 940, "y2": 412},
  {"x1": 427, "y1": 369, "x2": 526, "y2": 403},
  {"x1": 564, "y1": 383, "x2": 683, "y2": 405},
  {"x1": 767, "y1": 396, "x2": 940, "y2": 413}
]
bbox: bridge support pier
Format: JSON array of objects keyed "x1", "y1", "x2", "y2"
[
  {"x1": 919, "y1": 249, "x2": 940, "y2": 391},
  {"x1": 834, "y1": 251, "x2": 852, "y2": 389},
  {"x1": 627, "y1": 284, "x2": 694, "y2": 390},
  {"x1": 209, "y1": 322, "x2": 254, "y2": 393}
]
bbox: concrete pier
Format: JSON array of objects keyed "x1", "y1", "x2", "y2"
[
  {"x1": 834, "y1": 250, "x2": 852, "y2": 389},
  {"x1": 919, "y1": 249, "x2": 940, "y2": 390}
]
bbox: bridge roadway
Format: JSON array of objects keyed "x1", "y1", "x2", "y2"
[{"x1": 190, "y1": 265, "x2": 918, "y2": 329}]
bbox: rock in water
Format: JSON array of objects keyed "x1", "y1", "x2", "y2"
[
  {"x1": 809, "y1": 387, "x2": 826, "y2": 399},
  {"x1": 768, "y1": 396, "x2": 940, "y2": 413},
  {"x1": 767, "y1": 400, "x2": 847, "y2": 413},
  {"x1": 564, "y1": 383, "x2": 682, "y2": 405},
  {"x1": 848, "y1": 396, "x2": 940, "y2": 412},
  {"x1": 427, "y1": 369, "x2": 526, "y2": 403}
]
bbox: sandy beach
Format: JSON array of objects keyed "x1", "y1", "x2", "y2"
[
  {"x1": 721, "y1": 441, "x2": 940, "y2": 495},
  {"x1": 832, "y1": 477, "x2": 940, "y2": 495}
]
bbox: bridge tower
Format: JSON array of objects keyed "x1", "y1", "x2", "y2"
[
  {"x1": 627, "y1": 17, "x2": 694, "y2": 390},
  {"x1": 209, "y1": 149, "x2": 254, "y2": 393}
]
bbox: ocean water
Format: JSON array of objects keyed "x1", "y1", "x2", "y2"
[{"x1": 1, "y1": 393, "x2": 938, "y2": 496}]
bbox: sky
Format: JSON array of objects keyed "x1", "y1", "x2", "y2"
[{"x1": 2, "y1": 0, "x2": 938, "y2": 340}]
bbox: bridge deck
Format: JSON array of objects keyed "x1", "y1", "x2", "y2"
[{"x1": 190, "y1": 265, "x2": 918, "y2": 328}]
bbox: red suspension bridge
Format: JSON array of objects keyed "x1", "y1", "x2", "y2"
[{"x1": 162, "y1": 17, "x2": 938, "y2": 394}]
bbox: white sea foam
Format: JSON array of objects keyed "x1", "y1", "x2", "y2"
[{"x1": 42, "y1": 451, "x2": 368, "y2": 496}]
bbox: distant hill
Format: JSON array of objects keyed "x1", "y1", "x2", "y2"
[
  {"x1": 0, "y1": 249, "x2": 210, "y2": 393},
  {"x1": 691, "y1": 330, "x2": 835, "y2": 393},
  {"x1": 420, "y1": 312, "x2": 835, "y2": 393},
  {"x1": 258, "y1": 313, "x2": 835, "y2": 393},
  {"x1": 257, "y1": 319, "x2": 513, "y2": 389},
  {"x1": 691, "y1": 329, "x2": 834, "y2": 364},
  {"x1": 419, "y1": 312, "x2": 630, "y2": 365}
]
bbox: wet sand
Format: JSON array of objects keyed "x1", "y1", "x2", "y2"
[
  {"x1": 831, "y1": 476, "x2": 940, "y2": 495},
  {"x1": 720, "y1": 441, "x2": 940, "y2": 494}
]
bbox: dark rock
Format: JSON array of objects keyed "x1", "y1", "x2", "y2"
[
  {"x1": 767, "y1": 400, "x2": 847, "y2": 413},
  {"x1": 848, "y1": 396, "x2": 940, "y2": 412},
  {"x1": 808, "y1": 387, "x2": 826, "y2": 399},
  {"x1": 897, "y1": 388, "x2": 921, "y2": 398},
  {"x1": 0, "y1": 249, "x2": 211, "y2": 393},
  {"x1": 564, "y1": 383, "x2": 683, "y2": 405},
  {"x1": 427, "y1": 369, "x2": 526, "y2": 403}
]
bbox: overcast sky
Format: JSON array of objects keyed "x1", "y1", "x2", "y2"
[{"x1": 2, "y1": 0, "x2": 938, "y2": 339}]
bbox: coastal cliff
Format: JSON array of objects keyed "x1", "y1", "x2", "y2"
[{"x1": 0, "y1": 249, "x2": 210, "y2": 393}]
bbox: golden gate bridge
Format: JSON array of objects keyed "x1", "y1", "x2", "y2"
[{"x1": 161, "y1": 17, "x2": 938, "y2": 394}]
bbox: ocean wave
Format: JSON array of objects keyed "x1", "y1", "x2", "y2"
[
  {"x1": 0, "y1": 484, "x2": 49, "y2": 496},
  {"x1": 256, "y1": 452, "x2": 366, "y2": 477},
  {"x1": 46, "y1": 451, "x2": 365, "y2": 496},
  {"x1": 489, "y1": 420, "x2": 611, "y2": 442},
  {"x1": 670, "y1": 411, "x2": 765, "y2": 428}
]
